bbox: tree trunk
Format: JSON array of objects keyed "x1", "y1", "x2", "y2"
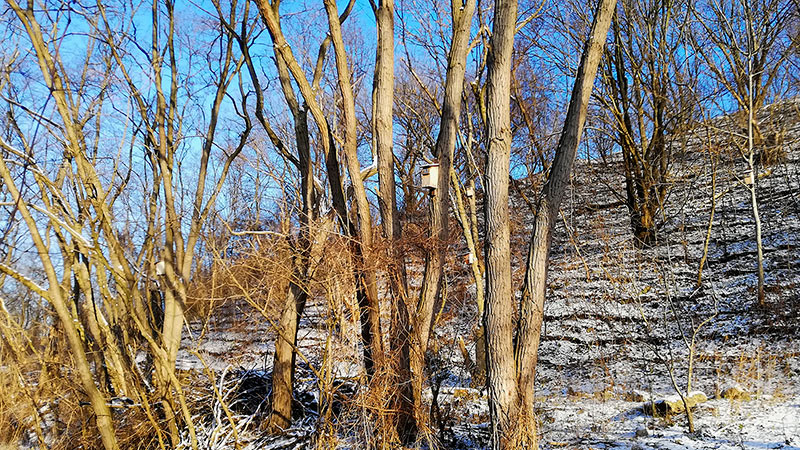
[
  {"x1": 449, "y1": 168, "x2": 486, "y2": 383},
  {"x1": 369, "y1": 0, "x2": 417, "y2": 439},
  {"x1": 269, "y1": 278, "x2": 308, "y2": 431},
  {"x1": 267, "y1": 113, "x2": 314, "y2": 431},
  {"x1": 263, "y1": 17, "x2": 318, "y2": 429},
  {"x1": 746, "y1": 32, "x2": 766, "y2": 305},
  {"x1": 324, "y1": 0, "x2": 385, "y2": 376},
  {"x1": 400, "y1": 0, "x2": 475, "y2": 441},
  {"x1": 482, "y1": 0, "x2": 519, "y2": 444},
  {"x1": 483, "y1": 0, "x2": 615, "y2": 447},
  {"x1": 256, "y1": 0, "x2": 383, "y2": 378}
]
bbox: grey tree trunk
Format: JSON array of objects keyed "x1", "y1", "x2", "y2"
[
  {"x1": 368, "y1": 0, "x2": 418, "y2": 440},
  {"x1": 482, "y1": 0, "x2": 519, "y2": 445}
]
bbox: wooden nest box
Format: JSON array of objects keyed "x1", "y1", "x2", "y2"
[
  {"x1": 421, "y1": 162, "x2": 439, "y2": 190},
  {"x1": 463, "y1": 252, "x2": 476, "y2": 264}
]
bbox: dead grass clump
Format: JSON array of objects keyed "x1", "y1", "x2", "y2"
[
  {"x1": 0, "y1": 370, "x2": 29, "y2": 446},
  {"x1": 758, "y1": 137, "x2": 788, "y2": 166}
]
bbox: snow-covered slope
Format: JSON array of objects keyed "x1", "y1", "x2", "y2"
[{"x1": 179, "y1": 100, "x2": 800, "y2": 449}]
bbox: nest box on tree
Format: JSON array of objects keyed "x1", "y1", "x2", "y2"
[
  {"x1": 421, "y1": 162, "x2": 439, "y2": 190},
  {"x1": 463, "y1": 252, "x2": 476, "y2": 264}
]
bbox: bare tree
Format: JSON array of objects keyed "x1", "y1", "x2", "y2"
[
  {"x1": 595, "y1": 0, "x2": 697, "y2": 246},
  {"x1": 483, "y1": 0, "x2": 615, "y2": 447},
  {"x1": 693, "y1": 0, "x2": 796, "y2": 114},
  {"x1": 395, "y1": 0, "x2": 477, "y2": 441},
  {"x1": 0, "y1": 0, "x2": 254, "y2": 447},
  {"x1": 254, "y1": 0, "x2": 387, "y2": 382},
  {"x1": 222, "y1": 0, "x2": 325, "y2": 430},
  {"x1": 692, "y1": 0, "x2": 796, "y2": 303}
]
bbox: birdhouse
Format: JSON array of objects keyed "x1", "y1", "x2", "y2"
[
  {"x1": 465, "y1": 187, "x2": 474, "y2": 198},
  {"x1": 421, "y1": 162, "x2": 439, "y2": 190},
  {"x1": 155, "y1": 260, "x2": 165, "y2": 276},
  {"x1": 744, "y1": 174, "x2": 754, "y2": 185},
  {"x1": 463, "y1": 252, "x2": 476, "y2": 264}
]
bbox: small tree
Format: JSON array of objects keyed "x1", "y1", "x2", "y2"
[{"x1": 691, "y1": 0, "x2": 795, "y2": 304}]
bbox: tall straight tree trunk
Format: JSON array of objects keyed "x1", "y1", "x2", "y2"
[
  {"x1": 373, "y1": 0, "x2": 401, "y2": 250},
  {"x1": 483, "y1": 0, "x2": 615, "y2": 448},
  {"x1": 369, "y1": 0, "x2": 418, "y2": 440},
  {"x1": 323, "y1": 0, "x2": 385, "y2": 376},
  {"x1": 482, "y1": 0, "x2": 519, "y2": 444},
  {"x1": 746, "y1": 13, "x2": 766, "y2": 305}
]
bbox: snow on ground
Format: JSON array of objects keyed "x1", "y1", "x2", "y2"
[
  {"x1": 540, "y1": 396, "x2": 800, "y2": 450},
  {"x1": 439, "y1": 389, "x2": 800, "y2": 449},
  {"x1": 176, "y1": 100, "x2": 800, "y2": 448}
]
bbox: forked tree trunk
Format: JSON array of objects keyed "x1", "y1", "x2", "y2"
[
  {"x1": 606, "y1": 14, "x2": 671, "y2": 248},
  {"x1": 483, "y1": 0, "x2": 615, "y2": 447},
  {"x1": 267, "y1": 89, "x2": 316, "y2": 432},
  {"x1": 255, "y1": 0, "x2": 384, "y2": 381},
  {"x1": 323, "y1": 0, "x2": 385, "y2": 376}
]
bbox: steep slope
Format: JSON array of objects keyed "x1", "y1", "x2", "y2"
[{"x1": 530, "y1": 99, "x2": 800, "y2": 395}]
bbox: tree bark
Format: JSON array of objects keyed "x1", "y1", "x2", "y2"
[
  {"x1": 323, "y1": 0, "x2": 385, "y2": 375},
  {"x1": 269, "y1": 277, "x2": 308, "y2": 431},
  {"x1": 368, "y1": 0, "x2": 419, "y2": 440},
  {"x1": 483, "y1": 0, "x2": 615, "y2": 447},
  {"x1": 400, "y1": 0, "x2": 475, "y2": 441},
  {"x1": 255, "y1": 0, "x2": 383, "y2": 379},
  {"x1": 482, "y1": 0, "x2": 519, "y2": 444},
  {"x1": 265, "y1": 50, "x2": 317, "y2": 431}
]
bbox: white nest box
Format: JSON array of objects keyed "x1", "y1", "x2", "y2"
[
  {"x1": 465, "y1": 187, "x2": 474, "y2": 198},
  {"x1": 744, "y1": 174, "x2": 754, "y2": 185},
  {"x1": 155, "y1": 260, "x2": 165, "y2": 276},
  {"x1": 463, "y1": 252, "x2": 476, "y2": 264},
  {"x1": 421, "y1": 163, "x2": 439, "y2": 190}
]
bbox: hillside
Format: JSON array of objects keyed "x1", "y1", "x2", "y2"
[
  {"x1": 178, "y1": 100, "x2": 800, "y2": 449},
  {"x1": 537, "y1": 98, "x2": 800, "y2": 390}
]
